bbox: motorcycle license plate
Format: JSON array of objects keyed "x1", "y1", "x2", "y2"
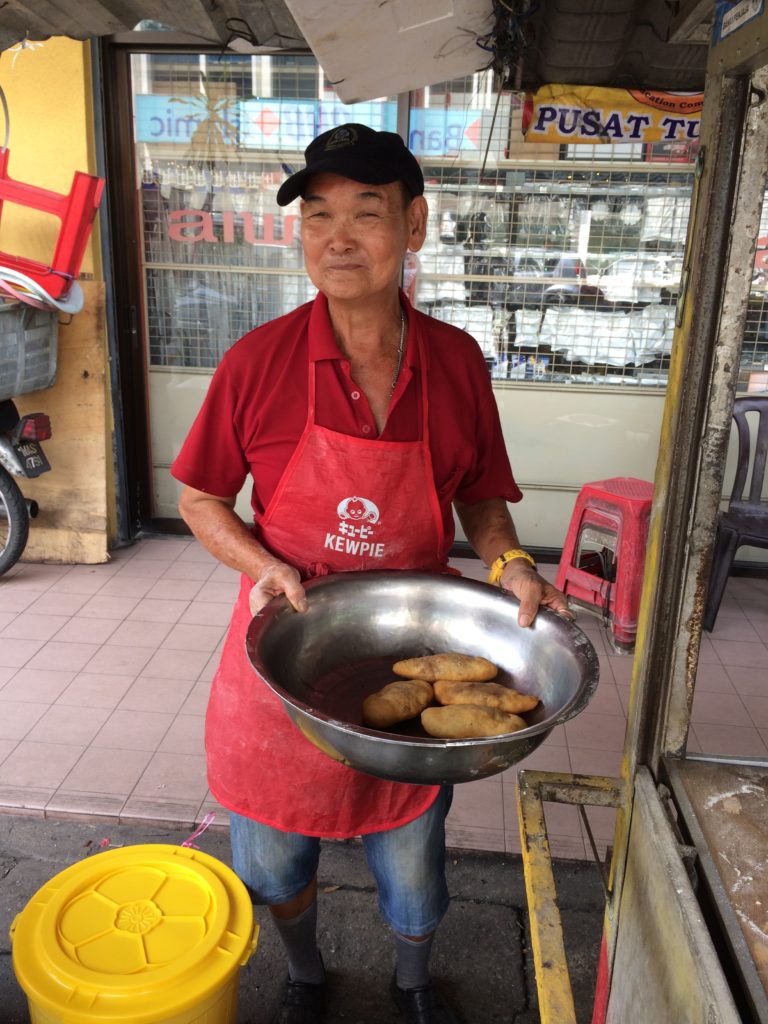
[{"x1": 13, "y1": 440, "x2": 50, "y2": 478}]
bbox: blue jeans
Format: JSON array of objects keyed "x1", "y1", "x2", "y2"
[{"x1": 230, "y1": 785, "x2": 453, "y2": 936}]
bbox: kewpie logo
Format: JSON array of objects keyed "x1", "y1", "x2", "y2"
[
  {"x1": 325, "y1": 496, "x2": 385, "y2": 559},
  {"x1": 337, "y1": 496, "x2": 379, "y2": 523}
]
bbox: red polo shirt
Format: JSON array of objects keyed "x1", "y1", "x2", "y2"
[{"x1": 171, "y1": 292, "x2": 521, "y2": 545}]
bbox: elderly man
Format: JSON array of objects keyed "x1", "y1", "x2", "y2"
[{"x1": 172, "y1": 123, "x2": 568, "y2": 1024}]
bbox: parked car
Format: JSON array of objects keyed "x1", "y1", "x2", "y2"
[
  {"x1": 465, "y1": 250, "x2": 600, "y2": 309},
  {"x1": 464, "y1": 250, "x2": 541, "y2": 306},
  {"x1": 587, "y1": 254, "x2": 684, "y2": 305}
]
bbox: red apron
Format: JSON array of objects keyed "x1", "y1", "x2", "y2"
[{"x1": 205, "y1": 323, "x2": 449, "y2": 837}]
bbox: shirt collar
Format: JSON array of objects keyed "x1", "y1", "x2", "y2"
[{"x1": 308, "y1": 290, "x2": 419, "y2": 368}]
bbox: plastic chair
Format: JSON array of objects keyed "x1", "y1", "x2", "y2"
[
  {"x1": 0, "y1": 149, "x2": 104, "y2": 300},
  {"x1": 555, "y1": 477, "x2": 654, "y2": 648},
  {"x1": 703, "y1": 396, "x2": 768, "y2": 632}
]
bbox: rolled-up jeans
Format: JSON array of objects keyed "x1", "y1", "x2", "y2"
[{"x1": 229, "y1": 784, "x2": 453, "y2": 936}]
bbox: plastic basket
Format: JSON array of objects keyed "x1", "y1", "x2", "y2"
[{"x1": 0, "y1": 300, "x2": 58, "y2": 401}]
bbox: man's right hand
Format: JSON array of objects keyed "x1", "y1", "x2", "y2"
[
  {"x1": 249, "y1": 559, "x2": 308, "y2": 616},
  {"x1": 177, "y1": 486, "x2": 309, "y2": 616}
]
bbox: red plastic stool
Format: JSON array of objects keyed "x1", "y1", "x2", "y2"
[
  {"x1": 555, "y1": 477, "x2": 654, "y2": 647},
  {"x1": 0, "y1": 149, "x2": 104, "y2": 300}
]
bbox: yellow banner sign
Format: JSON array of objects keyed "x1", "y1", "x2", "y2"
[{"x1": 523, "y1": 85, "x2": 704, "y2": 145}]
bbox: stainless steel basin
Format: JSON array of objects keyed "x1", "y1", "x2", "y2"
[{"x1": 245, "y1": 571, "x2": 599, "y2": 785}]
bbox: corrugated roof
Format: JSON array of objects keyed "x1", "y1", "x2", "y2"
[
  {"x1": 0, "y1": 0, "x2": 709, "y2": 92},
  {"x1": 521, "y1": 0, "x2": 709, "y2": 91},
  {"x1": 0, "y1": 0, "x2": 304, "y2": 53}
]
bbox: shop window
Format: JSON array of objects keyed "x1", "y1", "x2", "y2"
[
  {"x1": 144, "y1": 53, "x2": 202, "y2": 94},
  {"x1": 408, "y1": 74, "x2": 696, "y2": 387},
  {"x1": 201, "y1": 55, "x2": 254, "y2": 101},
  {"x1": 131, "y1": 54, "x2": 768, "y2": 392},
  {"x1": 131, "y1": 53, "x2": 396, "y2": 370},
  {"x1": 271, "y1": 54, "x2": 319, "y2": 99},
  {"x1": 741, "y1": 193, "x2": 768, "y2": 395}
]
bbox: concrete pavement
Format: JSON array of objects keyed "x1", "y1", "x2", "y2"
[{"x1": 0, "y1": 815, "x2": 605, "y2": 1023}]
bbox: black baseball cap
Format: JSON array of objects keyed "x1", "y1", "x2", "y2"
[{"x1": 276, "y1": 123, "x2": 424, "y2": 207}]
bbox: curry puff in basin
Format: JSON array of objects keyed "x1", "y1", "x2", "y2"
[{"x1": 246, "y1": 571, "x2": 599, "y2": 785}]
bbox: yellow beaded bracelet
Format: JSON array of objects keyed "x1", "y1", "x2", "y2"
[{"x1": 487, "y1": 549, "x2": 537, "y2": 586}]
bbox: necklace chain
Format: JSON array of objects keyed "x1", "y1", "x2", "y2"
[{"x1": 391, "y1": 312, "x2": 406, "y2": 396}]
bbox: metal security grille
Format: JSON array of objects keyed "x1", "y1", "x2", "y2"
[
  {"x1": 130, "y1": 54, "x2": 764, "y2": 393},
  {"x1": 133, "y1": 53, "x2": 319, "y2": 369},
  {"x1": 741, "y1": 194, "x2": 768, "y2": 393},
  {"x1": 412, "y1": 78, "x2": 694, "y2": 388}
]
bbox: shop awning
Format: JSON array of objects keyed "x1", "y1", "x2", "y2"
[
  {"x1": 0, "y1": 0, "x2": 709, "y2": 93},
  {"x1": 0, "y1": 1, "x2": 305, "y2": 55}
]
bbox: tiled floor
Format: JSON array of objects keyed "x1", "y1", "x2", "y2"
[{"x1": 0, "y1": 538, "x2": 765, "y2": 861}]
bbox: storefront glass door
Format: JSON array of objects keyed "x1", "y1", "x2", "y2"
[{"x1": 129, "y1": 52, "x2": 394, "y2": 517}]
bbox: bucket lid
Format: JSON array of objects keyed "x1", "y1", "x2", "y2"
[{"x1": 11, "y1": 844, "x2": 257, "y2": 1023}]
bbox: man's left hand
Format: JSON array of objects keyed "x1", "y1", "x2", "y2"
[{"x1": 498, "y1": 563, "x2": 573, "y2": 628}]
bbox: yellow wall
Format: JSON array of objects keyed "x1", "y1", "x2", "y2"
[{"x1": 0, "y1": 38, "x2": 111, "y2": 563}]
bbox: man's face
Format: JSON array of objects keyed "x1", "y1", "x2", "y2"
[{"x1": 299, "y1": 174, "x2": 427, "y2": 304}]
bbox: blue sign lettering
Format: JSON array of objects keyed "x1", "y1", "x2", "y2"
[
  {"x1": 135, "y1": 95, "x2": 238, "y2": 144},
  {"x1": 134, "y1": 93, "x2": 484, "y2": 160},
  {"x1": 317, "y1": 102, "x2": 397, "y2": 134},
  {"x1": 240, "y1": 100, "x2": 317, "y2": 150},
  {"x1": 408, "y1": 109, "x2": 481, "y2": 156}
]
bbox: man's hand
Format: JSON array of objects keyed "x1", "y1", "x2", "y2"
[
  {"x1": 453, "y1": 496, "x2": 573, "y2": 628},
  {"x1": 249, "y1": 559, "x2": 308, "y2": 616},
  {"x1": 177, "y1": 487, "x2": 309, "y2": 616},
  {"x1": 499, "y1": 562, "x2": 573, "y2": 628}
]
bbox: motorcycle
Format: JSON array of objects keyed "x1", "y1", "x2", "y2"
[
  {"x1": 0, "y1": 398, "x2": 52, "y2": 575},
  {"x1": 0, "y1": 272, "x2": 81, "y2": 578},
  {"x1": 0, "y1": 155, "x2": 102, "y2": 576}
]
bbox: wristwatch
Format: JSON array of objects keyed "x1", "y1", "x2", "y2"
[{"x1": 487, "y1": 548, "x2": 537, "y2": 586}]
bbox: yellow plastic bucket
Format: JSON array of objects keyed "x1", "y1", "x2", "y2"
[{"x1": 10, "y1": 844, "x2": 259, "y2": 1024}]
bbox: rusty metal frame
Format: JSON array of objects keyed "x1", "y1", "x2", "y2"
[
  {"x1": 516, "y1": 770, "x2": 624, "y2": 1024},
  {"x1": 646, "y1": 63, "x2": 768, "y2": 765},
  {"x1": 664, "y1": 756, "x2": 768, "y2": 1023},
  {"x1": 599, "y1": 49, "x2": 768, "y2": 973},
  {"x1": 598, "y1": 42, "x2": 768, "y2": 1020},
  {"x1": 601, "y1": 769, "x2": 743, "y2": 1023},
  {"x1": 515, "y1": 13, "x2": 768, "y2": 1024}
]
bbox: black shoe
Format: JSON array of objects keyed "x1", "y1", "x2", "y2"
[
  {"x1": 272, "y1": 973, "x2": 327, "y2": 1024},
  {"x1": 390, "y1": 974, "x2": 460, "y2": 1024}
]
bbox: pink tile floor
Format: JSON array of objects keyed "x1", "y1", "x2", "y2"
[{"x1": 0, "y1": 538, "x2": 765, "y2": 861}]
